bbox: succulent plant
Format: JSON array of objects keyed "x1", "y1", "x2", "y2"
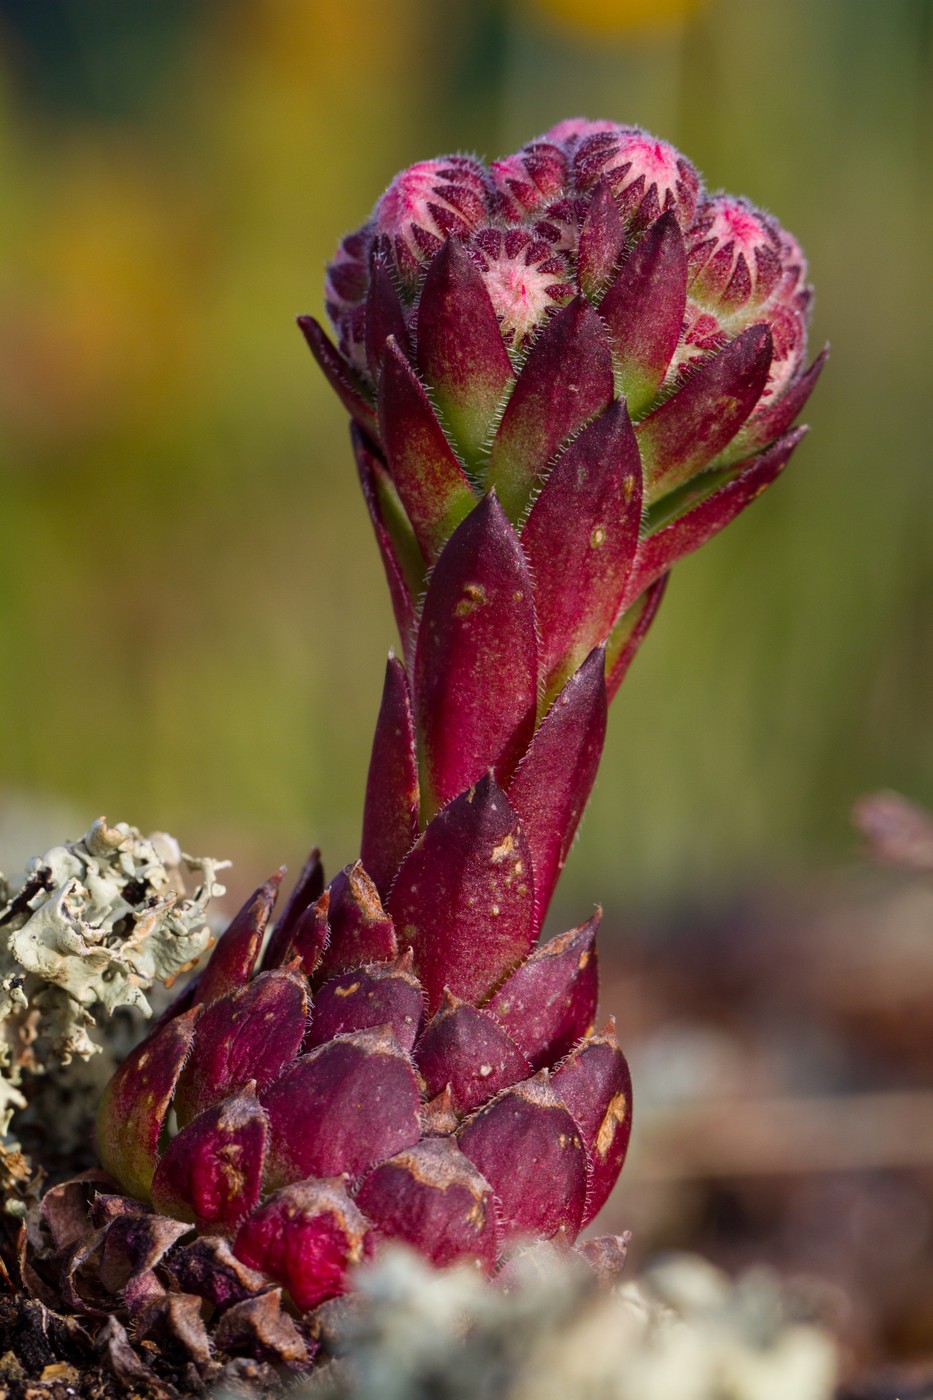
[{"x1": 64, "y1": 119, "x2": 823, "y2": 1340}]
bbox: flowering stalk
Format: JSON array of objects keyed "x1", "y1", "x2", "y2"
[{"x1": 67, "y1": 120, "x2": 822, "y2": 1342}]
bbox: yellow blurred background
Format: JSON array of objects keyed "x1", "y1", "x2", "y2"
[{"x1": 0, "y1": 0, "x2": 930, "y2": 917}]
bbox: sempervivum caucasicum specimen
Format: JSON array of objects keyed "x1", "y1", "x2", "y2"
[{"x1": 75, "y1": 119, "x2": 822, "y2": 1340}]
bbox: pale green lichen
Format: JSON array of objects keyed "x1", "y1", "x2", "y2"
[
  {"x1": 303, "y1": 1245, "x2": 838, "y2": 1400},
  {"x1": 0, "y1": 817, "x2": 228, "y2": 1133}
]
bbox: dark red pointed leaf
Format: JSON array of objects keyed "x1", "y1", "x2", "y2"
[
  {"x1": 636, "y1": 323, "x2": 773, "y2": 495},
  {"x1": 150, "y1": 1087, "x2": 268, "y2": 1233},
  {"x1": 365, "y1": 257, "x2": 410, "y2": 382},
  {"x1": 196, "y1": 872, "x2": 282, "y2": 1008},
  {"x1": 507, "y1": 650, "x2": 607, "y2": 926},
  {"x1": 352, "y1": 424, "x2": 422, "y2": 660},
  {"x1": 356, "y1": 1137, "x2": 499, "y2": 1271},
  {"x1": 485, "y1": 914, "x2": 599, "y2": 1069},
  {"x1": 306, "y1": 952, "x2": 424, "y2": 1054},
  {"x1": 361, "y1": 655, "x2": 420, "y2": 899},
  {"x1": 623, "y1": 429, "x2": 805, "y2": 608},
  {"x1": 414, "y1": 993, "x2": 531, "y2": 1115},
  {"x1": 316, "y1": 862, "x2": 397, "y2": 980},
  {"x1": 260, "y1": 847, "x2": 324, "y2": 971},
  {"x1": 96, "y1": 1005, "x2": 200, "y2": 1202},
  {"x1": 378, "y1": 339, "x2": 476, "y2": 562},
  {"x1": 552, "y1": 1021, "x2": 632, "y2": 1224},
  {"x1": 298, "y1": 316, "x2": 377, "y2": 435},
  {"x1": 234, "y1": 1180, "x2": 372, "y2": 1314},
  {"x1": 605, "y1": 574, "x2": 668, "y2": 702},
  {"x1": 413, "y1": 493, "x2": 537, "y2": 815},
  {"x1": 260, "y1": 1028, "x2": 421, "y2": 1187},
  {"x1": 174, "y1": 969, "x2": 309, "y2": 1127},
  {"x1": 729, "y1": 345, "x2": 828, "y2": 460},
  {"x1": 486, "y1": 297, "x2": 614, "y2": 520},
  {"x1": 521, "y1": 400, "x2": 642, "y2": 698},
  {"x1": 416, "y1": 238, "x2": 515, "y2": 466},
  {"x1": 577, "y1": 180, "x2": 625, "y2": 296},
  {"x1": 599, "y1": 210, "x2": 687, "y2": 417},
  {"x1": 458, "y1": 1072, "x2": 588, "y2": 1242},
  {"x1": 284, "y1": 890, "x2": 330, "y2": 979},
  {"x1": 388, "y1": 774, "x2": 535, "y2": 1014},
  {"x1": 149, "y1": 970, "x2": 201, "y2": 1033}
]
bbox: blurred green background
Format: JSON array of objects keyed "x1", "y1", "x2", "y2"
[{"x1": 0, "y1": 0, "x2": 930, "y2": 924}]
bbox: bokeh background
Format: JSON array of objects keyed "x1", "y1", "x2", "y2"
[{"x1": 1, "y1": 0, "x2": 931, "y2": 1378}]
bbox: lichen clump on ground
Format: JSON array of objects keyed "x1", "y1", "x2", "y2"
[
  {"x1": 297, "y1": 1245, "x2": 838, "y2": 1400},
  {"x1": 0, "y1": 817, "x2": 227, "y2": 1132}
]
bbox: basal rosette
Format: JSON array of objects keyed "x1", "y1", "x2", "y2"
[{"x1": 95, "y1": 850, "x2": 632, "y2": 1314}]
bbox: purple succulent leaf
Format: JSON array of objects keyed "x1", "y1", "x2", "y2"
[
  {"x1": 234, "y1": 1179, "x2": 372, "y2": 1314},
  {"x1": 195, "y1": 872, "x2": 282, "y2": 1009},
  {"x1": 361, "y1": 654, "x2": 420, "y2": 900},
  {"x1": 260, "y1": 1027, "x2": 421, "y2": 1187},
  {"x1": 485, "y1": 297, "x2": 615, "y2": 520},
  {"x1": 213, "y1": 1289, "x2": 314, "y2": 1366},
  {"x1": 377, "y1": 338, "x2": 477, "y2": 562},
  {"x1": 622, "y1": 428, "x2": 806, "y2": 609},
  {"x1": 283, "y1": 889, "x2": 330, "y2": 979},
  {"x1": 173, "y1": 969, "x2": 310, "y2": 1127},
  {"x1": 413, "y1": 492, "x2": 537, "y2": 817},
  {"x1": 577, "y1": 179, "x2": 626, "y2": 297},
  {"x1": 507, "y1": 649, "x2": 607, "y2": 927},
  {"x1": 150, "y1": 1086, "x2": 268, "y2": 1234},
  {"x1": 458, "y1": 1071, "x2": 589, "y2": 1243},
  {"x1": 364, "y1": 256, "x2": 411, "y2": 383},
  {"x1": 170, "y1": 1235, "x2": 269, "y2": 1310},
  {"x1": 724, "y1": 344, "x2": 828, "y2": 463},
  {"x1": 552, "y1": 1020, "x2": 632, "y2": 1224},
  {"x1": 356, "y1": 1137, "x2": 499, "y2": 1271},
  {"x1": 485, "y1": 913, "x2": 600, "y2": 1070},
  {"x1": 636, "y1": 323, "x2": 773, "y2": 497},
  {"x1": 97, "y1": 1211, "x2": 191, "y2": 1301},
  {"x1": 149, "y1": 970, "x2": 202, "y2": 1033},
  {"x1": 316, "y1": 862, "x2": 398, "y2": 981},
  {"x1": 352, "y1": 424, "x2": 422, "y2": 660},
  {"x1": 387, "y1": 773, "x2": 535, "y2": 1014},
  {"x1": 297, "y1": 316, "x2": 377, "y2": 435},
  {"x1": 598, "y1": 209, "x2": 687, "y2": 418},
  {"x1": 605, "y1": 574, "x2": 669, "y2": 702},
  {"x1": 133, "y1": 1293, "x2": 211, "y2": 1363},
  {"x1": 96, "y1": 1005, "x2": 200, "y2": 1202},
  {"x1": 260, "y1": 846, "x2": 324, "y2": 971},
  {"x1": 521, "y1": 400, "x2": 642, "y2": 699},
  {"x1": 306, "y1": 951, "x2": 424, "y2": 1054},
  {"x1": 414, "y1": 992, "x2": 532, "y2": 1115},
  {"x1": 416, "y1": 237, "x2": 516, "y2": 467}
]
